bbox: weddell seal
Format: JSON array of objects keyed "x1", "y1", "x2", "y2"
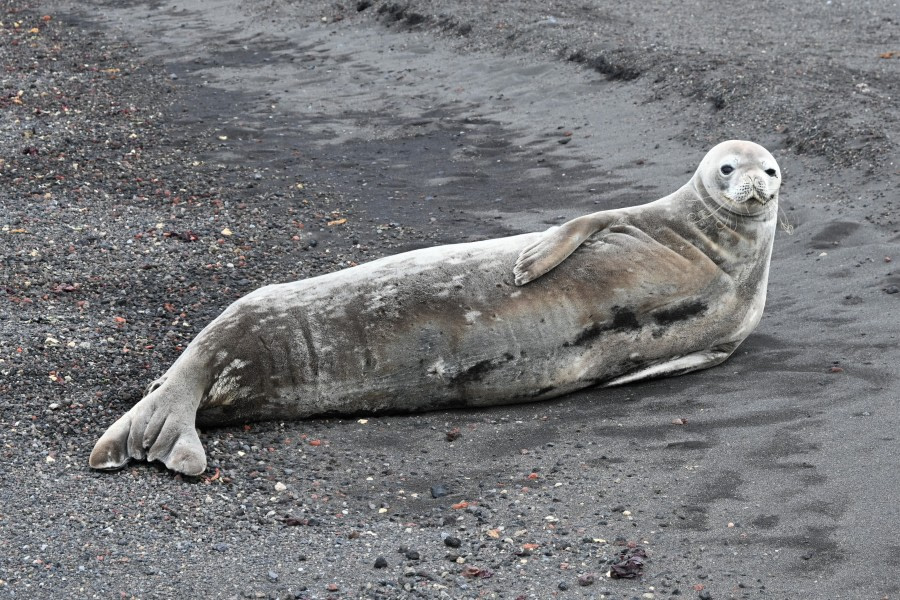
[{"x1": 90, "y1": 140, "x2": 781, "y2": 475}]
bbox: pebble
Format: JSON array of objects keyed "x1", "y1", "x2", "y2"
[
  {"x1": 577, "y1": 573, "x2": 595, "y2": 586},
  {"x1": 884, "y1": 285, "x2": 899, "y2": 294},
  {"x1": 699, "y1": 591, "x2": 712, "y2": 600},
  {"x1": 267, "y1": 571, "x2": 278, "y2": 582},
  {"x1": 443, "y1": 536, "x2": 462, "y2": 548},
  {"x1": 431, "y1": 484, "x2": 449, "y2": 498},
  {"x1": 405, "y1": 549, "x2": 421, "y2": 560},
  {"x1": 374, "y1": 556, "x2": 388, "y2": 569},
  {"x1": 558, "y1": 581, "x2": 569, "y2": 591}
]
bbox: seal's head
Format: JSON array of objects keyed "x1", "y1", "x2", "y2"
[{"x1": 694, "y1": 140, "x2": 780, "y2": 217}]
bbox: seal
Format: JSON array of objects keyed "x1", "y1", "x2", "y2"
[{"x1": 89, "y1": 140, "x2": 781, "y2": 475}]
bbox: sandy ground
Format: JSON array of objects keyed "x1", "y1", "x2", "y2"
[{"x1": 1, "y1": 0, "x2": 898, "y2": 598}]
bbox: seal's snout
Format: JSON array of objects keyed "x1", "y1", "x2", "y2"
[
  {"x1": 722, "y1": 172, "x2": 774, "y2": 206},
  {"x1": 750, "y1": 174, "x2": 773, "y2": 204}
]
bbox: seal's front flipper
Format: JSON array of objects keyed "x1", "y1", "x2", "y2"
[
  {"x1": 603, "y1": 342, "x2": 740, "y2": 387},
  {"x1": 514, "y1": 213, "x2": 614, "y2": 286},
  {"x1": 89, "y1": 379, "x2": 206, "y2": 476}
]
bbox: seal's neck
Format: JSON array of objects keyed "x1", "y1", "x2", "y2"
[{"x1": 674, "y1": 178, "x2": 778, "y2": 278}]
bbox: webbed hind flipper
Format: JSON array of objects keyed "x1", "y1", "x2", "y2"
[{"x1": 89, "y1": 377, "x2": 207, "y2": 476}]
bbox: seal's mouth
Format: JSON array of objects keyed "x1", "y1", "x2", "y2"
[
  {"x1": 750, "y1": 188, "x2": 773, "y2": 204},
  {"x1": 723, "y1": 178, "x2": 774, "y2": 206}
]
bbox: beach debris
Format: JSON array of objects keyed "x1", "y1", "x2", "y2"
[{"x1": 608, "y1": 546, "x2": 648, "y2": 579}]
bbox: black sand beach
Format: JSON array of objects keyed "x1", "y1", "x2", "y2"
[{"x1": 1, "y1": 1, "x2": 898, "y2": 598}]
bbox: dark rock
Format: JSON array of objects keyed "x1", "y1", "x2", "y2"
[{"x1": 374, "y1": 556, "x2": 388, "y2": 569}]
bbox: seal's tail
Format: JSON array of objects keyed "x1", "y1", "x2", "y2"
[{"x1": 89, "y1": 380, "x2": 207, "y2": 476}]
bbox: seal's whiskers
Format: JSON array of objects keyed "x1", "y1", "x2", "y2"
[
  {"x1": 694, "y1": 199, "x2": 739, "y2": 233},
  {"x1": 778, "y1": 204, "x2": 795, "y2": 235}
]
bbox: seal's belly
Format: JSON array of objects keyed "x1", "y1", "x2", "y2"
[{"x1": 194, "y1": 231, "x2": 734, "y2": 422}]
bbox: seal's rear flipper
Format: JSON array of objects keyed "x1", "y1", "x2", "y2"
[
  {"x1": 145, "y1": 414, "x2": 206, "y2": 475},
  {"x1": 89, "y1": 411, "x2": 134, "y2": 471},
  {"x1": 89, "y1": 382, "x2": 207, "y2": 476}
]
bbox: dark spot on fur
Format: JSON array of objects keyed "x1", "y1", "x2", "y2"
[
  {"x1": 652, "y1": 301, "x2": 708, "y2": 326},
  {"x1": 571, "y1": 324, "x2": 608, "y2": 346},
  {"x1": 456, "y1": 359, "x2": 494, "y2": 382},
  {"x1": 571, "y1": 307, "x2": 641, "y2": 346},
  {"x1": 609, "y1": 307, "x2": 641, "y2": 330},
  {"x1": 450, "y1": 353, "x2": 516, "y2": 385}
]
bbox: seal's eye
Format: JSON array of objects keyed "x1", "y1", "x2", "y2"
[
  {"x1": 765, "y1": 168, "x2": 777, "y2": 177},
  {"x1": 720, "y1": 165, "x2": 734, "y2": 175}
]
